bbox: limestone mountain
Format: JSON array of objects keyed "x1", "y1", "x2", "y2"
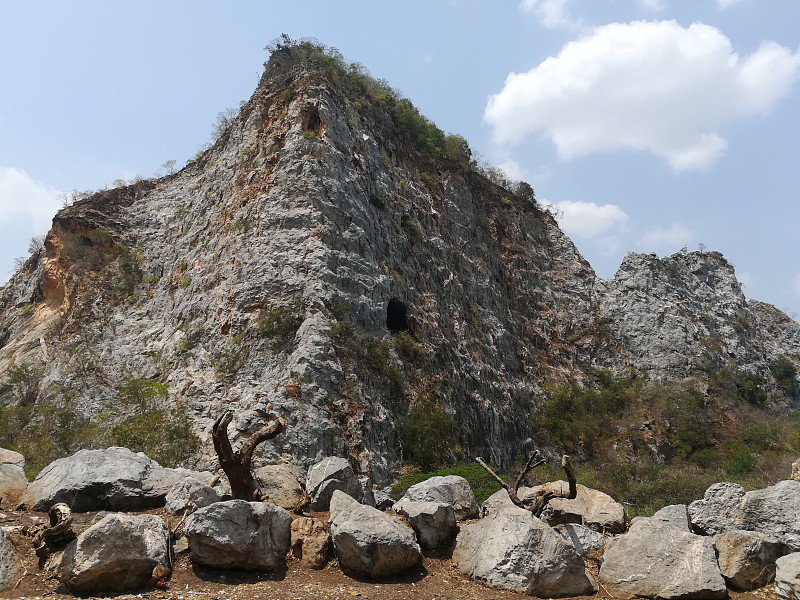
[{"x1": 1, "y1": 40, "x2": 798, "y2": 484}]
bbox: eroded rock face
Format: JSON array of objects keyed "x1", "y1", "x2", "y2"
[
  {"x1": 329, "y1": 490, "x2": 420, "y2": 579},
  {"x1": 57, "y1": 513, "x2": 170, "y2": 594},
  {"x1": 0, "y1": 527, "x2": 23, "y2": 592},
  {"x1": 394, "y1": 475, "x2": 478, "y2": 521},
  {"x1": 715, "y1": 530, "x2": 787, "y2": 591},
  {"x1": 21, "y1": 447, "x2": 215, "y2": 512},
  {"x1": 599, "y1": 511, "x2": 726, "y2": 600},
  {"x1": 185, "y1": 499, "x2": 292, "y2": 571},
  {"x1": 453, "y1": 504, "x2": 595, "y2": 598},
  {"x1": 689, "y1": 480, "x2": 800, "y2": 550}
]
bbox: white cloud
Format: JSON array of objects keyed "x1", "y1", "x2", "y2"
[
  {"x1": 637, "y1": 224, "x2": 692, "y2": 253},
  {"x1": 519, "y1": 0, "x2": 579, "y2": 29},
  {"x1": 485, "y1": 20, "x2": 800, "y2": 170},
  {"x1": 541, "y1": 199, "x2": 630, "y2": 253},
  {"x1": 0, "y1": 167, "x2": 62, "y2": 231}
]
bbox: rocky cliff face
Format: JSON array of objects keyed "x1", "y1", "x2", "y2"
[{"x1": 1, "y1": 48, "x2": 798, "y2": 483}]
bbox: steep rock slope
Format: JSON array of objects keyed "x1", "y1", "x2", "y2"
[{"x1": 0, "y1": 45, "x2": 798, "y2": 483}]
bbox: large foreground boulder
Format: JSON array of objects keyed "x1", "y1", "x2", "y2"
[
  {"x1": 306, "y1": 457, "x2": 363, "y2": 511},
  {"x1": 185, "y1": 499, "x2": 292, "y2": 571},
  {"x1": 21, "y1": 447, "x2": 215, "y2": 512},
  {"x1": 329, "y1": 490, "x2": 420, "y2": 578},
  {"x1": 689, "y1": 480, "x2": 800, "y2": 550},
  {"x1": 0, "y1": 448, "x2": 27, "y2": 504},
  {"x1": 165, "y1": 478, "x2": 223, "y2": 515},
  {"x1": 394, "y1": 475, "x2": 478, "y2": 521},
  {"x1": 453, "y1": 504, "x2": 595, "y2": 598},
  {"x1": 715, "y1": 530, "x2": 787, "y2": 591},
  {"x1": 776, "y1": 552, "x2": 800, "y2": 600},
  {"x1": 599, "y1": 505, "x2": 726, "y2": 599},
  {"x1": 57, "y1": 513, "x2": 170, "y2": 594},
  {"x1": 0, "y1": 527, "x2": 23, "y2": 592}
]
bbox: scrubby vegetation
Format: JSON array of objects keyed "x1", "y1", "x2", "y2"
[
  {"x1": 400, "y1": 394, "x2": 455, "y2": 472},
  {"x1": 257, "y1": 300, "x2": 305, "y2": 346}
]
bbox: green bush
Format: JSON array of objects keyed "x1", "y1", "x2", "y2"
[
  {"x1": 400, "y1": 395, "x2": 455, "y2": 471},
  {"x1": 257, "y1": 301, "x2": 304, "y2": 346},
  {"x1": 770, "y1": 357, "x2": 797, "y2": 396},
  {"x1": 109, "y1": 407, "x2": 201, "y2": 468},
  {"x1": 118, "y1": 376, "x2": 168, "y2": 413},
  {"x1": 211, "y1": 340, "x2": 250, "y2": 378},
  {"x1": 2, "y1": 363, "x2": 43, "y2": 404},
  {"x1": 369, "y1": 194, "x2": 386, "y2": 209},
  {"x1": 393, "y1": 461, "x2": 503, "y2": 504},
  {"x1": 392, "y1": 331, "x2": 427, "y2": 366}
]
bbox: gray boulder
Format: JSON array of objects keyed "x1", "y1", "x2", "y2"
[
  {"x1": 0, "y1": 527, "x2": 23, "y2": 592},
  {"x1": 21, "y1": 447, "x2": 215, "y2": 512},
  {"x1": 650, "y1": 504, "x2": 692, "y2": 531},
  {"x1": 394, "y1": 500, "x2": 458, "y2": 551},
  {"x1": 57, "y1": 513, "x2": 170, "y2": 594},
  {"x1": 689, "y1": 480, "x2": 800, "y2": 549},
  {"x1": 373, "y1": 488, "x2": 394, "y2": 510},
  {"x1": 185, "y1": 499, "x2": 292, "y2": 571},
  {"x1": 715, "y1": 530, "x2": 787, "y2": 591},
  {"x1": 554, "y1": 523, "x2": 605, "y2": 557},
  {"x1": 254, "y1": 463, "x2": 305, "y2": 510},
  {"x1": 394, "y1": 475, "x2": 478, "y2": 521},
  {"x1": 165, "y1": 478, "x2": 222, "y2": 516},
  {"x1": 599, "y1": 510, "x2": 726, "y2": 599},
  {"x1": 453, "y1": 504, "x2": 595, "y2": 597},
  {"x1": 776, "y1": 552, "x2": 800, "y2": 600},
  {"x1": 0, "y1": 448, "x2": 27, "y2": 504},
  {"x1": 329, "y1": 490, "x2": 420, "y2": 578},
  {"x1": 306, "y1": 457, "x2": 362, "y2": 511}
]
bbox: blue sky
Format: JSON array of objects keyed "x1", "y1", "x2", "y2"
[{"x1": 1, "y1": 0, "x2": 799, "y2": 317}]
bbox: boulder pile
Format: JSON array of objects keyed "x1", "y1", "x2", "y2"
[{"x1": 3, "y1": 446, "x2": 800, "y2": 599}]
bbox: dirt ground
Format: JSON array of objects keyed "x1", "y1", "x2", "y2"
[{"x1": 0, "y1": 504, "x2": 783, "y2": 600}]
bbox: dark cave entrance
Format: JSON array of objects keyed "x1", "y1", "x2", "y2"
[{"x1": 386, "y1": 298, "x2": 410, "y2": 334}]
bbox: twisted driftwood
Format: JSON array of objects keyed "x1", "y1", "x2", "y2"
[
  {"x1": 476, "y1": 452, "x2": 577, "y2": 518},
  {"x1": 212, "y1": 410, "x2": 286, "y2": 501}
]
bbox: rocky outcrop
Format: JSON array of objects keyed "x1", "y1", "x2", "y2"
[
  {"x1": 56, "y1": 513, "x2": 170, "y2": 594},
  {"x1": 689, "y1": 480, "x2": 800, "y2": 549},
  {"x1": 453, "y1": 504, "x2": 595, "y2": 598},
  {"x1": 184, "y1": 499, "x2": 292, "y2": 571},
  {"x1": 394, "y1": 475, "x2": 478, "y2": 521},
  {"x1": 599, "y1": 509, "x2": 726, "y2": 599},
  {"x1": 21, "y1": 447, "x2": 215, "y2": 512},
  {"x1": 715, "y1": 530, "x2": 787, "y2": 591},
  {"x1": 329, "y1": 490, "x2": 420, "y2": 578},
  {"x1": 554, "y1": 523, "x2": 605, "y2": 557},
  {"x1": 306, "y1": 457, "x2": 363, "y2": 511}
]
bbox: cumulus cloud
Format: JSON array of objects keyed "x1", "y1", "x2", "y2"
[
  {"x1": 637, "y1": 224, "x2": 692, "y2": 253},
  {"x1": 519, "y1": 0, "x2": 579, "y2": 29},
  {"x1": 485, "y1": 20, "x2": 800, "y2": 170},
  {"x1": 541, "y1": 199, "x2": 630, "y2": 254},
  {"x1": 0, "y1": 167, "x2": 62, "y2": 230}
]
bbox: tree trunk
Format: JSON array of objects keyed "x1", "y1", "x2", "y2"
[{"x1": 212, "y1": 410, "x2": 286, "y2": 501}]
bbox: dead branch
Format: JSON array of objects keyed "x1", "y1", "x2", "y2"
[
  {"x1": 212, "y1": 410, "x2": 286, "y2": 501},
  {"x1": 475, "y1": 452, "x2": 576, "y2": 518}
]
